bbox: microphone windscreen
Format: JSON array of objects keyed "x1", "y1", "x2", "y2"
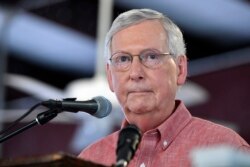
[
  {"x1": 93, "y1": 96, "x2": 112, "y2": 118},
  {"x1": 116, "y1": 124, "x2": 141, "y2": 164}
]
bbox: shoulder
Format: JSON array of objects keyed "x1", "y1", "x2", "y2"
[
  {"x1": 190, "y1": 117, "x2": 237, "y2": 135},
  {"x1": 183, "y1": 117, "x2": 249, "y2": 147},
  {"x1": 78, "y1": 131, "x2": 119, "y2": 165}
]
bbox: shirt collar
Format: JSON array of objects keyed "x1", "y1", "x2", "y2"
[{"x1": 158, "y1": 100, "x2": 192, "y2": 150}]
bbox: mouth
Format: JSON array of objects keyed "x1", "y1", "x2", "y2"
[
  {"x1": 128, "y1": 90, "x2": 152, "y2": 95},
  {"x1": 127, "y1": 85, "x2": 153, "y2": 95}
]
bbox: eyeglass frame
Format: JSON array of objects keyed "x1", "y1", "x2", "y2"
[{"x1": 108, "y1": 49, "x2": 173, "y2": 71}]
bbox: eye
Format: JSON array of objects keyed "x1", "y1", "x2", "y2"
[
  {"x1": 144, "y1": 51, "x2": 159, "y2": 60},
  {"x1": 120, "y1": 56, "x2": 129, "y2": 62},
  {"x1": 115, "y1": 55, "x2": 131, "y2": 63},
  {"x1": 149, "y1": 53, "x2": 158, "y2": 59}
]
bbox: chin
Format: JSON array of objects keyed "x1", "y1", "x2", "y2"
[{"x1": 130, "y1": 104, "x2": 154, "y2": 112}]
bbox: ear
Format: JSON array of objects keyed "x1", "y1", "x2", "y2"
[
  {"x1": 106, "y1": 64, "x2": 115, "y2": 92},
  {"x1": 176, "y1": 55, "x2": 188, "y2": 85}
]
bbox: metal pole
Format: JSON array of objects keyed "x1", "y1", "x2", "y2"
[
  {"x1": 95, "y1": 0, "x2": 114, "y2": 77},
  {"x1": 0, "y1": 5, "x2": 16, "y2": 157}
]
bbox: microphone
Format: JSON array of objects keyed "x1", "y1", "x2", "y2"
[
  {"x1": 41, "y1": 96, "x2": 112, "y2": 118},
  {"x1": 116, "y1": 124, "x2": 142, "y2": 167}
]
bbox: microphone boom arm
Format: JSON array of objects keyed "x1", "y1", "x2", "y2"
[{"x1": 0, "y1": 109, "x2": 59, "y2": 143}]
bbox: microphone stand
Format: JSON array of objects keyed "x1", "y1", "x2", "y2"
[{"x1": 0, "y1": 109, "x2": 59, "y2": 143}]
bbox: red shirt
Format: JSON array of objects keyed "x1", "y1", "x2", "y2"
[{"x1": 78, "y1": 100, "x2": 249, "y2": 167}]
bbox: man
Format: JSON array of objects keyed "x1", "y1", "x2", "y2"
[{"x1": 78, "y1": 9, "x2": 249, "y2": 166}]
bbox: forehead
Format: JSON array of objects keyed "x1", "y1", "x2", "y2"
[{"x1": 111, "y1": 20, "x2": 167, "y2": 54}]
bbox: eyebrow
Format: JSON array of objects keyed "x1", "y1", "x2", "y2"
[{"x1": 111, "y1": 48, "x2": 162, "y2": 56}]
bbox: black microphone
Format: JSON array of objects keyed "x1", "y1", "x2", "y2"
[
  {"x1": 41, "y1": 96, "x2": 112, "y2": 118},
  {"x1": 116, "y1": 124, "x2": 142, "y2": 167}
]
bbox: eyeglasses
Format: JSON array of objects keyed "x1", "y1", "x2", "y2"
[{"x1": 109, "y1": 49, "x2": 172, "y2": 71}]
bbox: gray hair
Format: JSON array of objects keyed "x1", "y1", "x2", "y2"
[{"x1": 104, "y1": 8, "x2": 186, "y2": 62}]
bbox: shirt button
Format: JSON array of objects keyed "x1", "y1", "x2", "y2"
[
  {"x1": 163, "y1": 140, "x2": 168, "y2": 149},
  {"x1": 140, "y1": 163, "x2": 146, "y2": 167}
]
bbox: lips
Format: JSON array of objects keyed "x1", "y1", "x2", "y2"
[
  {"x1": 127, "y1": 83, "x2": 153, "y2": 94},
  {"x1": 129, "y1": 90, "x2": 150, "y2": 93},
  {"x1": 128, "y1": 88, "x2": 152, "y2": 94}
]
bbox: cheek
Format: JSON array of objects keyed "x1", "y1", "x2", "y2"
[
  {"x1": 107, "y1": 66, "x2": 125, "y2": 94},
  {"x1": 156, "y1": 77, "x2": 176, "y2": 95},
  {"x1": 111, "y1": 74, "x2": 127, "y2": 100},
  {"x1": 111, "y1": 74, "x2": 122, "y2": 91},
  {"x1": 154, "y1": 67, "x2": 178, "y2": 96}
]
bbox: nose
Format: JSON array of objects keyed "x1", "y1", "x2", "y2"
[{"x1": 129, "y1": 56, "x2": 145, "y2": 81}]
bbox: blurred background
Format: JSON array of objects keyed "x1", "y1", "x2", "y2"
[{"x1": 0, "y1": 0, "x2": 249, "y2": 158}]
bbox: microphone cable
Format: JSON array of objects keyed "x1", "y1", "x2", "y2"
[{"x1": 0, "y1": 102, "x2": 42, "y2": 136}]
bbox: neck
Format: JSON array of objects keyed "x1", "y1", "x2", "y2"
[{"x1": 126, "y1": 101, "x2": 177, "y2": 134}]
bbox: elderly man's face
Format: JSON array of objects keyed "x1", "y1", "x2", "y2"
[{"x1": 106, "y1": 20, "x2": 187, "y2": 132}]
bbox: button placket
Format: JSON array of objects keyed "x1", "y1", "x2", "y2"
[
  {"x1": 162, "y1": 140, "x2": 168, "y2": 150},
  {"x1": 140, "y1": 163, "x2": 146, "y2": 167}
]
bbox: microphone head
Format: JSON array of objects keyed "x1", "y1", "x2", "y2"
[
  {"x1": 93, "y1": 96, "x2": 112, "y2": 118},
  {"x1": 116, "y1": 124, "x2": 141, "y2": 164}
]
